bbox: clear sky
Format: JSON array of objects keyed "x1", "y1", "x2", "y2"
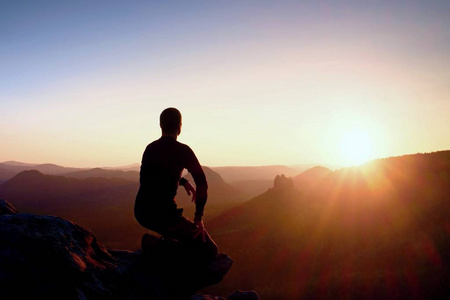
[{"x1": 1, "y1": 0, "x2": 450, "y2": 168}]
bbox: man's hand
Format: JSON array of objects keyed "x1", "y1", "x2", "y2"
[
  {"x1": 183, "y1": 181, "x2": 196, "y2": 203},
  {"x1": 192, "y1": 220, "x2": 206, "y2": 243}
]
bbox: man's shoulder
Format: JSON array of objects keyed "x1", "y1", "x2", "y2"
[
  {"x1": 175, "y1": 141, "x2": 196, "y2": 158},
  {"x1": 144, "y1": 139, "x2": 161, "y2": 149},
  {"x1": 176, "y1": 140, "x2": 191, "y2": 149},
  {"x1": 144, "y1": 138, "x2": 192, "y2": 152}
]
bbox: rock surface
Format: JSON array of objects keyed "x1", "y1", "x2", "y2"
[
  {"x1": 190, "y1": 290, "x2": 260, "y2": 300},
  {"x1": 0, "y1": 199, "x2": 254, "y2": 300},
  {"x1": 0, "y1": 198, "x2": 18, "y2": 215}
]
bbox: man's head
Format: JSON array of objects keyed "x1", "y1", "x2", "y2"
[{"x1": 160, "y1": 107, "x2": 182, "y2": 136}]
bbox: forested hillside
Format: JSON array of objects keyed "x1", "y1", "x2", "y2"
[{"x1": 205, "y1": 151, "x2": 450, "y2": 299}]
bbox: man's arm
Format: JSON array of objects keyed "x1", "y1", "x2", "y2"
[
  {"x1": 179, "y1": 177, "x2": 196, "y2": 202},
  {"x1": 183, "y1": 146, "x2": 208, "y2": 221},
  {"x1": 181, "y1": 175, "x2": 207, "y2": 242},
  {"x1": 192, "y1": 182, "x2": 207, "y2": 242}
]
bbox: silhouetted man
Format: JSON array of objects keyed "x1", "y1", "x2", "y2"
[{"x1": 135, "y1": 107, "x2": 218, "y2": 261}]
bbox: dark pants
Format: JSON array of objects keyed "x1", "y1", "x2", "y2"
[
  {"x1": 160, "y1": 216, "x2": 219, "y2": 261},
  {"x1": 136, "y1": 205, "x2": 219, "y2": 262}
]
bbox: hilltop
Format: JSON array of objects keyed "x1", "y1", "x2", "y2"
[{"x1": 205, "y1": 151, "x2": 450, "y2": 299}]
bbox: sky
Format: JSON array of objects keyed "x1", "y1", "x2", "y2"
[{"x1": 1, "y1": 0, "x2": 450, "y2": 168}]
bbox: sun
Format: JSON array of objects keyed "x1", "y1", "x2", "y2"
[{"x1": 340, "y1": 129, "x2": 374, "y2": 166}]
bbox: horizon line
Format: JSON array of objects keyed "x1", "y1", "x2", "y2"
[{"x1": 2, "y1": 149, "x2": 449, "y2": 170}]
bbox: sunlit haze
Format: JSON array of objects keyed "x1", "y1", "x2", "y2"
[
  {"x1": 340, "y1": 129, "x2": 373, "y2": 166},
  {"x1": 1, "y1": 1, "x2": 449, "y2": 168}
]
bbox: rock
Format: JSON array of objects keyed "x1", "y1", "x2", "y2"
[
  {"x1": 140, "y1": 233, "x2": 233, "y2": 298},
  {"x1": 273, "y1": 174, "x2": 294, "y2": 190},
  {"x1": 0, "y1": 199, "x2": 233, "y2": 299},
  {"x1": 227, "y1": 290, "x2": 260, "y2": 300},
  {"x1": 191, "y1": 295, "x2": 226, "y2": 300},
  {"x1": 190, "y1": 290, "x2": 260, "y2": 300},
  {"x1": 0, "y1": 199, "x2": 18, "y2": 215}
]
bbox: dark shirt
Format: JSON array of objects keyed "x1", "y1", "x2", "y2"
[{"x1": 135, "y1": 136, "x2": 208, "y2": 230}]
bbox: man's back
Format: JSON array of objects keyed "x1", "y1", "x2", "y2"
[{"x1": 135, "y1": 136, "x2": 207, "y2": 230}]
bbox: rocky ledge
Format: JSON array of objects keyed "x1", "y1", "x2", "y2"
[{"x1": 0, "y1": 199, "x2": 258, "y2": 300}]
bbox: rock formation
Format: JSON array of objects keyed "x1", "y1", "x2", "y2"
[
  {"x1": 273, "y1": 174, "x2": 294, "y2": 190},
  {"x1": 0, "y1": 199, "x2": 256, "y2": 299}
]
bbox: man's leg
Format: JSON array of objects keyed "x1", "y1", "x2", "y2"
[{"x1": 162, "y1": 216, "x2": 218, "y2": 261}]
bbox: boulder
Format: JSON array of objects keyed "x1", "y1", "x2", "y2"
[
  {"x1": 227, "y1": 290, "x2": 260, "y2": 300},
  {"x1": 0, "y1": 199, "x2": 236, "y2": 299}
]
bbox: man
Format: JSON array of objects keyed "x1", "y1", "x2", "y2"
[{"x1": 135, "y1": 107, "x2": 218, "y2": 260}]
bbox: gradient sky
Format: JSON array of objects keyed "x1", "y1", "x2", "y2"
[{"x1": 1, "y1": 0, "x2": 450, "y2": 168}]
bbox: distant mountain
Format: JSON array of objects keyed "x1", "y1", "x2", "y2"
[
  {"x1": 0, "y1": 170, "x2": 138, "y2": 212},
  {"x1": 211, "y1": 165, "x2": 308, "y2": 182},
  {"x1": 0, "y1": 162, "x2": 86, "y2": 181},
  {"x1": 0, "y1": 161, "x2": 295, "y2": 205},
  {"x1": 0, "y1": 167, "x2": 18, "y2": 184},
  {"x1": 63, "y1": 168, "x2": 140, "y2": 181},
  {"x1": 102, "y1": 163, "x2": 140, "y2": 172},
  {"x1": 1, "y1": 161, "x2": 322, "y2": 189},
  {"x1": 28, "y1": 163, "x2": 86, "y2": 174},
  {"x1": 0, "y1": 170, "x2": 143, "y2": 249},
  {"x1": 228, "y1": 179, "x2": 273, "y2": 199},
  {"x1": 293, "y1": 165, "x2": 332, "y2": 189},
  {"x1": 0, "y1": 161, "x2": 36, "y2": 167},
  {"x1": 206, "y1": 151, "x2": 450, "y2": 299}
]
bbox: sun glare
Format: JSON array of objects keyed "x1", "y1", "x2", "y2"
[{"x1": 340, "y1": 129, "x2": 373, "y2": 166}]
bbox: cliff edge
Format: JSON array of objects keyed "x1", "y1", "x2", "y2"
[{"x1": 0, "y1": 199, "x2": 256, "y2": 300}]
